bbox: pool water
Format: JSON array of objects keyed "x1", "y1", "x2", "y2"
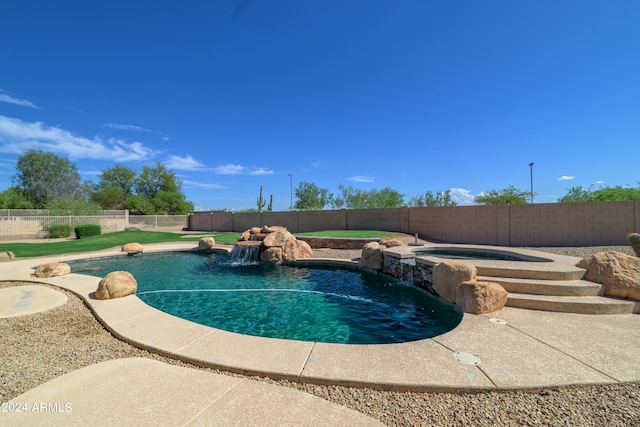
[
  {"x1": 70, "y1": 252, "x2": 462, "y2": 344},
  {"x1": 415, "y1": 248, "x2": 548, "y2": 262}
]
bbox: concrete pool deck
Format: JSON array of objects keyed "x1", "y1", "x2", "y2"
[{"x1": 2, "y1": 242, "x2": 640, "y2": 424}]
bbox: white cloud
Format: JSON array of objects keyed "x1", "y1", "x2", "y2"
[
  {"x1": 248, "y1": 168, "x2": 274, "y2": 176},
  {"x1": 0, "y1": 91, "x2": 39, "y2": 109},
  {"x1": 211, "y1": 164, "x2": 272, "y2": 175},
  {"x1": 558, "y1": 176, "x2": 575, "y2": 181},
  {"x1": 348, "y1": 175, "x2": 374, "y2": 183},
  {"x1": 448, "y1": 188, "x2": 476, "y2": 205},
  {"x1": 104, "y1": 122, "x2": 151, "y2": 132},
  {"x1": 165, "y1": 155, "x2": 206, "y2": 170},
  {"x1": 182, "y1": 179, "x2": 225, "y2": 189},
  {"x1": 214, "y1": 164, "x2": 246, "y2": 174},
  {"x1": 0, "y1": 115, "x2": 156, "y2": 161},
  {"x1": 104, "y1": 122, "x2": 170, "y2": 140}
]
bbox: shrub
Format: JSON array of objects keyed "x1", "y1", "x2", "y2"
[
  {"x1": 124, "y1": 226, "x2": 141, "y2": 231},
  {"x1": 48, "y1": 224, "x2": 73, "y2": 238},
  {"x1": 75, "y1": 224, "x2": 101, "y2": 239}
]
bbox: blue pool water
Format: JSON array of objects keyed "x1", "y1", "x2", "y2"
[{"x1": 69, "y1": 252, "x2": 462, "y2": 344}]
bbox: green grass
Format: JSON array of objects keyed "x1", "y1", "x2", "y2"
[
  {"x1": 294, "y1": 230, "x2": 405, "y2": 238},
  {"x1": 0, "y1": 231, "x2": 239, "y2": 258},
  {"x1": 0, "y1": 229, "x2": 404, "y2": 258}
]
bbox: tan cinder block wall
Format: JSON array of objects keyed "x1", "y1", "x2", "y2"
[
  {"x1": 346, "y1": 208, "x2": 409, "y2": 233},
  {"x1": 190, "y1": 200, "x2": 637, "y2": 245},
  {"x1": 260, "y1": 212, "x2": 299, "y2": 232},
  {"x1": 294, "y1": 210, "x2": 346, "y2": 233}
]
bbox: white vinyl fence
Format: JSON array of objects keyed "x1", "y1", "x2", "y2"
[
  {"x1": 128, "y1": 215, "x2": 188, "y2": 231},
  {"x1": 0, "y1": 210, "x2": 188, "y2": 239}
]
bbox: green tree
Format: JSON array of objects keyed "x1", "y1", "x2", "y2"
[
  {"x1": 331, "y1": 185, "x2": 405, "y2": 209},
  {"x1": 559, "y1": 184, "x2": 640, "y2": 202},
  {"x1": 367, "y1": 187, "x2": 406, "y2": 208},
  {"x1": 134, "y1": 163, "x2": 193, "y2": 214},
  {"x1": 46, "y1": 197, "x2": 104, "y2": 215},
  {"x1": 474, "y1": 185, "x2": 530, "y2": 205},
  {"x1": 0, "y1": 187, "x2": 34, "y2": 209},
  {"x1": 123, "y1": 194, "x2": 155, "y2": 215},
  {"x1": 90, "y1": 164, "x2": 137, "y2": 209},
  {"x1": 409, "y1": 190, "x2": 457, "y2": 207},
  {"x1": 294, "y1": 181, "x2": 331, "y2": 210},
  {"x1": 12, "y1": 150, "x2": 84, "y2": 208}
]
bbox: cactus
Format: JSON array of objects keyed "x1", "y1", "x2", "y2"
[
  {"x1": 257, "y1": 185, "x2": 266, "y2": 212},
  {"x1": 628, "y1": 232, "x2": 640, "y2": 257},
  {"x1": 267, "y1": 194, "x2": 273, "y2": 212}
]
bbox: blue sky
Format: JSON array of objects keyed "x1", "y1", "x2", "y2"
[{"x1": 1, "y1": 0, "x2": 639, "y2": 211}]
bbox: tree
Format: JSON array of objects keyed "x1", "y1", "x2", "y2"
[
  {"x1": 367, "y1": 187, "x2": 406, "y2": 208},
  {"x1": 330, "y1": 185, "x2": 405, "y2": 209},
  {"x1": 409, "y1": 190, "x2": 457, "y2": 207},
  {"x1": 559, "y1": 184, "x2": 640, "y2": 202},
  {"x1": 46, "y1": 197, "x2": 103, "y2": 215},
  {"x1": 294, "y1": 181, "x2": 331, "y2": 210},
  {"x1": 136, "y1": 162, "x2": 181, "y2": 198},
  {"x1": 12, "y1": 150, "x2": 84, "y2": 208},
  {"x1": 0, "y1": 187, "x2": 34, "y2": 209},
  {"x1": 134, "y1": 163, "x2": 193, "y2": 214},
  {"x1": 90, "y1": 164, "x2": 137, "y2": 209},
  {"x1": 474, "y1": 185, "x2": 530, "y2": 205}
]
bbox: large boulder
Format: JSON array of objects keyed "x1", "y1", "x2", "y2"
[
  {"x1": 0, "y1": 251, "x2": 15, "y2": 262},
  {"x1": 263, "y1": 230, "x2": 293, "y2": 247},
  {"x1": 577, "y1": 251, "x2": 640, "y2": 300},
  {"x1": 379, "y1": 238, "x2": 404, "y2": 248},
  {"x1": 283, "y1": 239, "x2": 313, "y2": 262},
  {"x1": 456, "y1": 281, "x2": 508, "y2": 314},
  {"x1": 260, "y1": 246, "x2": 283, "y2": 264},
  {"x1": 361, "y1": 242, "x2": 384, "y2": 270},
  {"x1": 122, "y1": 242, "x2": 144, "y2": 254},
  {"x1": 432, "y1": 261, "x2": 477, "y2": 303},
  {"x1": 198, "y1": 236, "x2": 216, "y2": 251},
  {"x1": 95, "y1": 271, "x2": 138, "y2": 300},
  {"x1": 33, "y1": 262, "x2": 71, "y2": 278}
]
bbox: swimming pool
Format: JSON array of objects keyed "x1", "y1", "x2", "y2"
[
  {"x1": 70, "y1": 252, "x2": 462, "y2": 344},
  {"x1": 414, "y1": 247, "x2": 551, "y2": 262}
]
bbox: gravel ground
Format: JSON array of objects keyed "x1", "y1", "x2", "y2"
[{"x1": 1, "y1": 244, "x2": 639, "y2": 426}]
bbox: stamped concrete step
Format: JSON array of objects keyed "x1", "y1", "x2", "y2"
[
  {"x1": 478, "y1": 276, "x2": 604, "y2": 297},
  {"x1": 506, "y1": 293, "x2": 639, "y2": 315},
  {"x1": 474, "y1": 265, "x2": 585, "y2": 281}
]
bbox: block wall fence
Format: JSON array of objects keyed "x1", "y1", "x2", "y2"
[{"x1": 188, "y1": 200, "x2": 640, "y2": 247}]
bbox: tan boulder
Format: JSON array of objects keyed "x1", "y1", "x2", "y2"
[
  {"x1": 33, "y1": 262, "x2": 71, "y2": 278},
  {"x1": 0, "y1": 251, "x2": 15, "y2": 262},
  {"x1": 95, "y1": 271, "x2": 138, "y2": 300},
  {"x1": 296, "y1": 239, "x2": 313, "y2": 259},
  {"x1": 379, "y1": 238, "x2": 404, "y2": 248},
  {"x1": 198, "y1": 236, "x2": 216, "y2": 251},
  {"x1": 456, "y1": 281, "x2": 508, "y2": 314},
  {"x1": 122, "y1": 242, "x2": 144, "y2": 254},
  {"x1": 577, "y1": 251, "x2": 640, "y2": 300},
  {"x1": 260, "y1": 246, "x2": 283, "y2": 264},
  {"x1": 261, "y1": 225, "x2": 289, "y2": 234},
  {"x1": 283, "y1": 239, "x2": 313, "y2": 262},
  {"x1": 433, "y1": 261, "x2": 477, "y2": 303},
  {"x1": 362, "y1": 242, "x2": 385, "y2": 270},
  {"x1": 263, "y1": 230, "x2": 293, "y2": 247}
]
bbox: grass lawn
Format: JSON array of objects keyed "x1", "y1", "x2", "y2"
[{"x1": 0, "y1": 229, "x2": 401, "y2": 258}]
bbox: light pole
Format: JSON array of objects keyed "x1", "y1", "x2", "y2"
[
  {"x1": 528, "y1": 162, "x2": 534, "y2": 204},
  {"x1": 289, "y1": 173, "x2": 293, "y2": 210}
]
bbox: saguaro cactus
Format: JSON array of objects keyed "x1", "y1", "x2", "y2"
[
  {"x1": 628, "y1": 232, "x2": 640, "y2": 257},
  {"x1": 257, "y1": 185, "x2": 266, "y2": 212},
  {"x1": 267, "y1": 194, "x2": 273, "y2": 212}
]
